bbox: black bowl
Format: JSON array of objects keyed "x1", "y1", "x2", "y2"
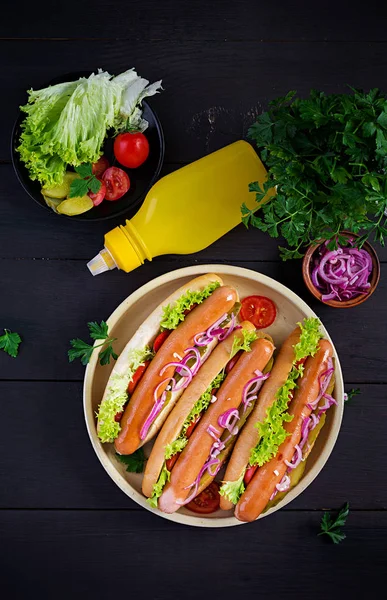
[{"x1": 11, "y1": 72, "x2": 165, "y2": 221}]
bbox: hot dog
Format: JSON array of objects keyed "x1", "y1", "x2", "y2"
[
  {"x1": 219, "y1": 317, "x2": 327, "y2": 511},
  {"x1": 97, "y1": 274, "x2": 233, "y2": 446},
  {"x1": 235, "y1": 339, "x2": 334, "y2": 522},
  {"x1": 115, "y1": 284, "x2": 239, "y2": 455},
  {"x1": 142, "y1": 321, "x2": 258, "y2": 504},
  {"x1": 158, "y1": 336, "x2": 274, "y2": 514}
]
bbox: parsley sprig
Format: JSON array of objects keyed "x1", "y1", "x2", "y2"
[
  {"x1": 318, "y1": 502, "x2": 350, "y2": 544},
  {"x1": 344, "y1": 388, "x2": 361, "y2": 403},
  {"x1": 69, "y1": 163, "x2": 102, "y2": 198},
  {"x1": 245, "y1": 88, "x2": 387, "y2": 259},
  {"x1": 116, "y1": 449, "x2": 146, "y2": 473},
  {"x1": 0, "y1": 329, "x2": 22, "y2": 358},
  {"x1": 68, "y1": 321, "x2": 118, "y2": 366}
]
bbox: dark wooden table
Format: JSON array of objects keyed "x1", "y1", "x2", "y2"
[{"x1": 1, "y1": 1, "x2": 387, "y2": 597}]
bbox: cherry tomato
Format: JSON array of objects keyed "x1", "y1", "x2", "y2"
[
  {"x1": 240, "y1": 295, "x2": 277, "y2": 329},
  {"x1": 295, "y1": 357, "x2": 307, "y2": 369},
  {"x1": 114, "y1": 411, "x2": 123, "y2": 422},
  {"x1": 127, "y1": 360, "x2": 151, "y2": 395},
  {"x1": 153, "y1": 330, "x2": 170, "y2": 353},
  {"x1": 88, "y1": 179, "x2": 106, "y2": 206},
  {"x1": 102, "y1": 167, "x2": 130, "y2": 201},
  {"x1": 114, "y1": 132, "x2": 150, "y2": 169},
  {"x1": 186, "y1": 482, "x2": 221, "y2": 514},
  {"x1": 225, "y1": 350, "x2": 243, "y2": 373},
  {"x1": 244, "y1": 465, "x2": 258, "y2": 485},
  {"x1": 92, "y1": 156, "x2": 110, "y2": 177}
]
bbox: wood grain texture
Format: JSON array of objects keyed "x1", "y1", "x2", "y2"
[
  {"x1": 2, "y1": 0, "x2": 387, "y2": 41},
  {"x1": 0, "y1": 382, "x2": 384, "y2": 510},
  {"x1": 4, "y1": 39, "x2": 387, "y2": 162},
  {"x1": 2, "y1": 165, "x2": 387, "y2": 262},
  {"x1": 0, "y1": 259, "x2": 385, "y2": 382},
  {"x1": 1, "y1": 510, "x2": 386, "y2": 599}
]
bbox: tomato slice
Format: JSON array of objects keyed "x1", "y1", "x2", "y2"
[
  {"x1": 225, "y1": 350, "x2": 243, "y2": 373},
  {"x1": 102, "y1": 167, "x2": 130, "y2": 201},
  {"x1": 153, "y1": 330, "x2": 170, "y2": 353},
  {"x1": 186, "y1": 481, "x2": 220, "y2": 514},
  {"x1": 127, "y1": 360, "x2": 151, "y2": 395},
  {"x1": 240, "y1": 295, "x2": 277, "y2": 329},
  {"x1": 92, "y1": 156, "x2": 110, "y2": 177},
  {"x1": 244, "y1": 464, "x2": 258, "y2": 486},
  {"x1": 88, "y1": 179, "x2": 106, "y2": 206}
]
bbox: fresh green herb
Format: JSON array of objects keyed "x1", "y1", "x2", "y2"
[
  {"x1": 147, "y1": 464, "x2": 170, "y2": 509},
  {"x1": 160, "y1": 281, "x2": 221, "y2": 330},
  {"x1": 68, "y1": 320, "x2": 118, "y2": 366},
  {"x1": 318, "y1": 502, "x2": 349, "y2": 544},
  {"x1": 230, "y1": 329, "x2": 258, "y2": 359},
  {"x1": 0, "y1": 329, "x2": 22, "y2": 358},
  {"x1": 344, "y1": 388, "x2": 361, "y2": 403},
  {"x1": 116, "y1": 449, "x2": 146, "y2": 473},
  {"x1": 69, "y1": 163, "x2": 102, "y2": 198},
  {"x1": 219, "y1": 471, "x2": 246, "y2": 505},
  {"x1": 249, "y1": 317, "x2": 322, "y2": 467},
  {"x1": 96, "y1": 347, "x2": 154, "y2": 443},
  {"x1": 245, "y1": 88, "x2": 387, "y2": 259}
]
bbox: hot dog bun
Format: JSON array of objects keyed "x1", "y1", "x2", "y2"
[
  {"x1": 220, "y1": 326, "x2": 301, "y2": 510},
  {"x1": 235, "y1": 339, "x2": 333, "y2": 522},
  {"x1": 97, "y1": 274, "x2": 222, "y2": 442},
  {"x1": 142, "y1": 321, "x2": 255, "y2": 498},
  {"x1": 158, "y1": 337, "x2": 274, "y2": 514},
  {"x1": 115, "y1": 284, "x2": 239, "y2": 455}
]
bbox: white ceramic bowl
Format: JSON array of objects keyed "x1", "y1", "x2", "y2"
[{"x1": 83, "y1": 264, "x2": 344, "y2": 527}]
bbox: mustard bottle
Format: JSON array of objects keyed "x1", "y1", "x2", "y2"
[{"x1": 87, "y1": 141, "x2": 269, "y2": 276}]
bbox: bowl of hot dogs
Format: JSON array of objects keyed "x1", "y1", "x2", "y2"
[{"x1": 83, "y1": 265, "x2": 344, "y2": 527}]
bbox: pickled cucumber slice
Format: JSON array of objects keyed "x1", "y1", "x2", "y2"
[
  {"x1": 42, "y1": 193, "x2": 62, "y2": 213},
  {"x1": 57, "y1": 195, "x2": 93, "y2": 216},
  {"x1": 42, "y1": 172, "x2": 80, "y2": 199}
]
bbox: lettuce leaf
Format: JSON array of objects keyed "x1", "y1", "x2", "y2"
[
  {"x1": 96, "y1": 346, "x2": 154, "y2": 443},
  {"x1": 249, "y1": 317, "x2": 322, "y2": 467},
  {"x1": 230, "y1": 328, "x2": 258, "y2": 358},
  {"x1": 160, "y1": 281, "x2": 221, "y2": 330},
  {"x1": 219, "y1": 471, "x2": 246, "y2": 505},
  {"x1": 164, "y1": 436, "x2": 188, "y2": 460},
  {"x1": 147, "y1": 463, "x2": 170, "y2": 509}
]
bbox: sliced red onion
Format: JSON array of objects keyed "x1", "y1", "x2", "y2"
[
  {"x1": 276, "y1": 474, "x2": 290, "y2": 492},
  {"x1": 207, "y1": 424, "x2": 221, "y2": 441},
  {"x1": 242, "y1": 370, "x2": 270, "y2": 413},
  {"x1": 181, "y1": 347, "x2": 202, "y2": 376},
  {"x1": 179, "y1": 457, "x2": 221, "y2": 505},
  {"x1": 140, "y1": 378, "x2": 173, "y2": 440},
  {"x1": 218, "y1": 408, "x2": 240, "y2": 432},
  {"x1": 311, "y1": 241, "x2": 373, "y2": 302},
  {"x1": 285, "y1": 444, "x2": 302, "y2": 469},
  {"x1": 307, "y1": 358, "x2": 334, "y2": 409},
  {"x1": 159, "y1": 361, "x2": 193, "y2": 391}
]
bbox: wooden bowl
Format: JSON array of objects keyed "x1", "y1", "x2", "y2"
[
  {"x1": 302, "y1": 233, "x2": 380, "y2": 308},
  {"x1": 83, "y1": 264, "x2": 344, "y2": 527}
]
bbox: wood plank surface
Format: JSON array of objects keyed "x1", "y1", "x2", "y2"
[
  {"x1": 0, "y1": 382, "x2": 384, "y2": 510},
  {"x1": 3, "y1": 39, "x2": 387, "y2": 162},
  {"x1": 2, "y1": 0, "x2": 387, "y2": 41},
  {"x1": 1, "y1": 510, "x2": 385, "y2": 599}
]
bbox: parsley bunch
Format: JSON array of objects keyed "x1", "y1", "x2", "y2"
[
  {"x1": 0, "y1": 329, "x2": 22, "y2": 358},
  {"x1": 245, "y1": 88, "x2": 387, "y2": 259},
  {"x1": 68, "y1": 321, "x2": 118, "y2": 366}
]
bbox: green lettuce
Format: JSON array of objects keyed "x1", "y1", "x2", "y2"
[
  {"x1": 160, "y1": 281, "x2": 221, "y2": 330},
  {"x1": 147, "y1": 464, "x2": 170, "y2": 509},
  {"x1": 18, "y1": 69, "x2": 162, "y2": 188},
  {"x1": 230, "y1": 328, "x2": 258, "y2": 358},
  {"x1": 249, "y1": 317, "x2": 322, "y2": 467},
  {"x1": 219, "y1": 471, "x2": 246, "y2": 505},
  {"x1": 164, "y1": 436, "x2": 188, "y2": 460},
  {"x1": 96, "y1": 346, "x2": 153, "y2": 443}
]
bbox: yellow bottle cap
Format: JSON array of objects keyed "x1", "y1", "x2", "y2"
[{"x1": 104, "y1": 225, "x2": 143, "y2": 273}]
